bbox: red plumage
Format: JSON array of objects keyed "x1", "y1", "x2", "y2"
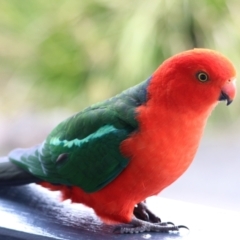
[{"x1": 41, "y1": 49, "x2": 236, "y2": 227}]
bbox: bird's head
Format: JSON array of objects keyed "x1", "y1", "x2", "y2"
[{"x1": 149, "y1": 48, "x2": 237, "y2": 113}]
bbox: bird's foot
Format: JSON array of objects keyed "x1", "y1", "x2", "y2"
[
  {"x1": 114, "y1": 217, "x2": 188, "y2": 234},
  {"x1": 133, "y1": 201, "x2": 161, "y2": 223},
  {"x1": 133, "y1": 201, "x2": 174, "y2": 226}
]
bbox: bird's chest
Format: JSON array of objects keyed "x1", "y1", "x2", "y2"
[{"x1": 121, "y1": 115, "x2": 205, "y2": 194}]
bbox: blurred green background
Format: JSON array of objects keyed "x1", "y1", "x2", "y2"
[
  {"x1": 1, "y1": 0, "x2": 240, "y2": 212},
  {"x1": 0, "y1": 0, "x2": 240, "y2": 152}
]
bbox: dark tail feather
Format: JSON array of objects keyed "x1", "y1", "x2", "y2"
[{"x1": 0, "y1": 156, "x2": 40, "y2": 186}]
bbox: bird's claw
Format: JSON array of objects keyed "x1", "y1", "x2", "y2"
[
  {"x1": 158, "y1": 221, "x2": 175, "y2": 226},
  {"x1": 177, "y1": 225, "x2": 189, "y2": 230},
  {"x1": 114, "y1": 218, "x2": 189, "y2": 234},
  {"x1": 126, "y1": 201, "x2": 189, "y2": 234}
]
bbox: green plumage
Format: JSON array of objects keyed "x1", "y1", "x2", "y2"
[{"x1": 9, "y1": 79, "x2": 150, "y2": 192}]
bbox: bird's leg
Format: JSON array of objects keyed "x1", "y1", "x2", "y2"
[
  {"x1": 133, "y1": 201, "x2": 161, "y2": 223},
  {"x1": 114, "y1": 217, "x2": 187, "y2": 234},
  {"x1": 115, "y1": 201, "x2": 188, "y2": 234}
]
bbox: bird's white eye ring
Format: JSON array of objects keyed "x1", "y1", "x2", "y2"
[{"x1": 197, "y1": 72, "x2": 208, "y2": 82}]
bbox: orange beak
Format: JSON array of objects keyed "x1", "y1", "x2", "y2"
[{"x1": 219, "y1": 78, "x2": 237, "y2": 105}]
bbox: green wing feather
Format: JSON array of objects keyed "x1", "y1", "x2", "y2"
[{"x1": 9, "y1": 79, "x2": 150, "y2": 192}]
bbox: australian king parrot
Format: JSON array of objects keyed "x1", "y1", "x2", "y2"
[{"x1": 0, "y1": 48, "x2": 237, "y2": 233}]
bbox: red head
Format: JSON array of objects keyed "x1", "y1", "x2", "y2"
[{"x1": 149, "y1": 48, "x2": 236, "y2": 114}]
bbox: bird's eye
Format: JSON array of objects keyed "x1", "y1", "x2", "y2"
[{"x1": 197, "y1": 72, "x2": 208, "y2": 82}]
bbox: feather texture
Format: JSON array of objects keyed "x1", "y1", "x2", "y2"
[
  {"x1": 0, "y1": 157, "x2": 39, "y2": 186},
  {"x1": 4, "y1": 49, "x2": 237, "y2": 226},
  {"x1": 9, "y1": 79, "x2": 150, "y2": 192}
]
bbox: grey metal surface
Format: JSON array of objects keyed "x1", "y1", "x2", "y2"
[
  {"x1": 0, "y1": 184, "x2": 239, "y2": 240},
  {"x1": 0, "y1": 184, "x2": 180, "y2": 240}
]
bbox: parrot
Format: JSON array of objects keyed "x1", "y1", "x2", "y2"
[{"x1": 0, "y1": 48, "x2": 237, "y2": 234}]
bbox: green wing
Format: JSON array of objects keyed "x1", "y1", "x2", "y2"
[{"x1": 9, "y1": 79, "x2": 150, "y2": 193}]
